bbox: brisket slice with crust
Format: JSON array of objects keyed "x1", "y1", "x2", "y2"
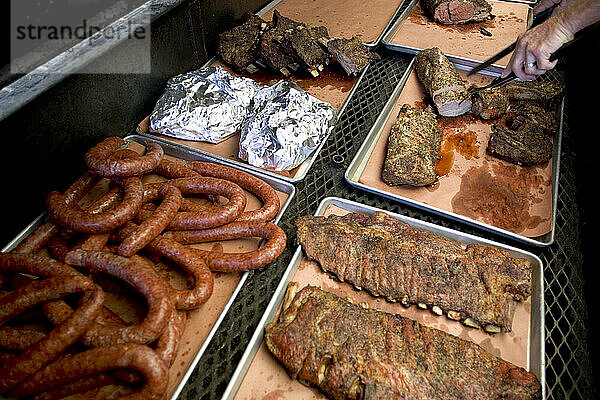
[
  {"x1": 421, "y1": 0, "x2": 492, "y2": 25},
  {"x1": 505, "y1": 101, "x2": 558, "y2": 135},
  {"x1": 506, "y1": 80, "x2": 565, "y2": 110},
  {"x1": 487, "y1": 123, "x2": 553, "y2": 166},
  {"x1": 295, "y1": 212, "x2": 532, "y2": 332},
  {"x1": 415, "y1": 47, "x2": 471, "y2": 116},
  {"x1": 470, "y1": 84, "x2": 510, "y2": 120},
  {"x1": 382, "y1": 104, "x2": 443, "y2": 186},
  {"x1": 326, "y1": 36, "x2": 381, "y2": 77},
  {"x1": 265, "y1": 284, "x2": 542, "y2": 400}
]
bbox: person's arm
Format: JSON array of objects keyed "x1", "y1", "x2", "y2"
[{"x1": 501, "y1": 0, "x2": 600, "y2": 80}]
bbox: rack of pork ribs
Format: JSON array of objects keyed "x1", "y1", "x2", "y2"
[
  {"x1": 0, "y1": 136, "x2": 286, "y2": 400},
  {"x1": 217, "y1": 10, "x2": 380, "y2": 78}
]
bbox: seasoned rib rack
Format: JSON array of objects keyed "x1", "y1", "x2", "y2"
[
  {"x1": 265, "y1": 284, "x2": 542, "y2": 400},
  {"x1": 295, "y1": 211, "x2": 533, "y2": 333}
]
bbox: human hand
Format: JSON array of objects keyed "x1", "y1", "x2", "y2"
[{"x1": 501, "y1": 16, "x2": 573, "y2": 80}]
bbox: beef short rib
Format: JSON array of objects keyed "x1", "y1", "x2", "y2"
[
  {"x1": 217, "y1": 13, "x2": 266, "y2": 72},
  {"x1": 421, "y1": 0, "x2": 493, "y2": 24},
  {"x1": 506, "y1": 80, "x2": 565, "y2": 110},
  {"x1": 487, "y1": 123, "x2": 553, "y2": 166},
  {"x1": 265, "y1": 284, "x2": 542, "y2": 400},
  {"x1": 382, "y1": 104, "x2": 443, "y2": 186},
  {"x1": 415, "y1": 47, "x2": 471, "y2": 116}
]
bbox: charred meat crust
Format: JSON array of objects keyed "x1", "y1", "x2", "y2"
[
  {"x1": 382, "y1": 104, "x2": 443, "y2": 186},
  {"x1": 487, "y1": 123, "x2": 553, "y2": 166},
  {"x1": 471, "y1": 85, "x2": 510, "y2": 120},
  {"x1": 415, "y1": 47, "x2": 471, "y2": 117},
  {"x1": 421, "y1": 0, "x2": 493, "y2": 25},
  {"x1": 217, "y1": 13, "x2": 266, "y2": 72},
  {"x1": 505, "y1": 101, "x2": 558, "y2": 135},
  {"x1": 505, "y1": 80, "x2": 565, "y2": 110},
  {"x1": 295, "y1": 212, "x2": 533, "y2": 332},
  {"x1": 265, "y1": 284, "x2": 542, "y2": 400},
  {"x1": 219, "y1": 10, "x2": 377, "y2": 77}
]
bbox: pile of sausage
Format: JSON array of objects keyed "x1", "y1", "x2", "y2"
[{"x1": 0, "y1": 137, "x2": 287, "y2": 400}]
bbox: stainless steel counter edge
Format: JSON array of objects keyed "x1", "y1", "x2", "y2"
[{"x1": 0, "y1": 0, "x2": 187, "y2": 122}]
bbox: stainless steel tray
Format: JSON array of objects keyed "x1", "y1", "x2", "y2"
[
  {"x1": 137, "y1": 0, "x2": 384, "y2": 183},
  {"x1": 138, "y1": 61, "x2": 368, "y2": 184},
  {"x1": 1, "y1": 134, "x2": 296, "y2": 400},
  {"x1": 222, "y1": 196, "x2": 545, "y2": 399},
  {"x1": 344, "y1": 60, "x2": 562, "y2": 247},
  {"x1": 381, "y1": 0, "x2": 533, "y2": 75}
]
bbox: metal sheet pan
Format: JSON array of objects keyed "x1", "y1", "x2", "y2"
[
  {"x1": 344, "y1": 60, "x2": 562, "y2": 247},
  {"x1": 222, "y1": 196, "x2": 545, "y2": 399},
  {"x1": 256, "y1": 0, "x2": 406, "y2": 48},
  {"x1": 1, "y1": 134, "x2": 296, "y2": 400},
  {"x1": 381, "y1": 0, "x2": 533, "y2": 74},
  {"x1": 138, "y1": 58, "x2": 368, "y2": 184},
  {"x1": 137, "y1": 0, "x2": 389, "y2": 183}
]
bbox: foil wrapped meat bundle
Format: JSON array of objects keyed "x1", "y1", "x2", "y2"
[
  {"x1": 415, "y1": 47, "x2": 471, "y2": 116},
  {"x1": 149, "y1": 67, "x2": 262, "y2": 143},
  {"x1": 265, "y1": 284, "x2": 542, "y2": 400},
  {"x1": 239, "y1": 80, "x2": 336, "y2": 171},
  {"x1": 382, "y1": 104, "x2": 443, "y2": 186},
  {"x1": 421, "y1": 0, "x2": 492, "y2": 24},
  {"x1": 296, "y1": 212, "x2": 533, "y2": 333}
]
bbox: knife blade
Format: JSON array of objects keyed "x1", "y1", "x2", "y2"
[{"x1": 467, "y1": 4, "x2": 557, "y2": 76}]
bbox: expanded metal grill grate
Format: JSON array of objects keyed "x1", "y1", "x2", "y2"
[{"x1": 178, "y1": 50, "x2": 596, "y2": 400}]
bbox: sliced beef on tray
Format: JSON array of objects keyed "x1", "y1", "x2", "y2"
[
  {"x1": 421, "y1": 0, "x2": 493, "y2": 25},
  {"x1": 506, "y1": 80, "x2": 565, "y2": 109},
  {"x1": 487, "y1": 122, "x2": 553, "y2": 166},
  {"x1": 295, "y1": 211, "x2": 533, "y2": 332},
  {"x1": 265, "y1": 284, "x2": 542, "y2": 400},
  {"x1": 505, "y1": 101, "x2": 559, "y2": 135},
  {"x1": 217, "y1": 13, "x2": 267, "y2": 73},
  {"x1": 382, "y1": 104, "x2": 443, "y2": 186},
  {"x1": 415, "y1": 47, "x2": 471, "y2": 117},
  {"x1": 326, "y1": 36, "x2": 381, "y2": 76},
  {"x1": 470, "y1": 85, "x2": 510, "y2": 120}
]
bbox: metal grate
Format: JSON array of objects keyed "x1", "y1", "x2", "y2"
[{"x1": 178, "y1": 50, "x2": 596, "y2": 400}]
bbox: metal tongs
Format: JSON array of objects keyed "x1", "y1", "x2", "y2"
[{"x1": 467, "y1": 4, "x2": 558, "y2": 79}]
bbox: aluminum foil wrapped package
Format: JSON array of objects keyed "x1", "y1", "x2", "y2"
[
  {"x1": 149, "y1": 66, "x2": 262, "y2": 143},
  {"x1": 239, "y1": 80, "x2": 336, "y2": 171}
]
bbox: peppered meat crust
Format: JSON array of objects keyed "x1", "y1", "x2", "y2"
[
  {"x1": 295, "y1": 212, "x2": 533, "y2": 332},
  {"x1": 265, "y1": 284, "x2": 542, "y2": 400}
]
